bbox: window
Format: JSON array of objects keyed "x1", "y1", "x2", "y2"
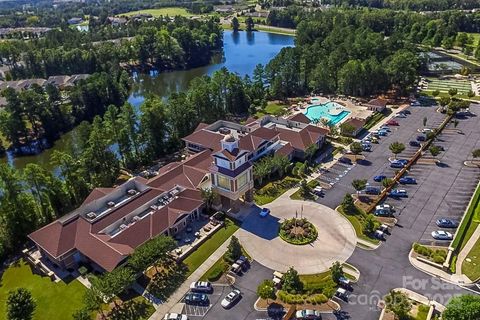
[
  {"x1": 237, "y1": 172, "x2": 248, "y2": 189},
  {"x1": 217, "y1": 175, "x2": 231, "y2": 191}
]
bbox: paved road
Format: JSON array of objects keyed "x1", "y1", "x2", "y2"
[{"x1": 314, "y1": 104, "x2": 480, "y2": 319}]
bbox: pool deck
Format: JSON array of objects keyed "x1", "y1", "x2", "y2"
[{"x1": 296, "y1": 96, "x2": 373, "y2": 125}]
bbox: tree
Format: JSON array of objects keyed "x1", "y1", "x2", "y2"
[
  {"x1": 443, "y1": 295, "x2": 480, "y2": 320},
  {"x1": 448, "y1": 88, "x2": 458, "y2": 97},
  {"x1": 429, "y1": 145, "x2": 441, "y2": 158},
  {"x1": 128, "y1": 235, "x2": 176, "y2": 273},
  {"x1": 432, "y1": 90, "x2": 440, "y2": 97},
  {"x1": 385, "y1": 290, "x2": 412, "y2": 320},
  {"x1": 422, "y1": 116, "x2": 427, "y2": 127},
  {"x1": 299, "y1": 179, "x2": 312, "y2": 199},
  {"x1": 468, "y1": 90, "x2": 475, "y2": 98},
  {"x1": 257, "y1": 279, "x2": 276, "y2": 304},
  {"x1": 231, "y1": 17, "x2": 240, "y2": 32},
  {"x1": 200, "y1": 188, "x2": 219, "y2": 214},
  {"x1": 350, "y1": 142, "x2": 363, "y2": 161},
  {"x1": 330, "y1": 261, "x2": 344, "y2": 283},
  {"x1": 341, "y1": 193, "x2": 356, "y2": 214},
  {"x1": 363, "y1": 214, "x2": 379, "y2": 235},
  {"x1": 245, "y1": 17, "x2": 254, "y2": 32},
  {"x1": 472, "y1": 149, "x2": 480, "y2": 159},
  {"x1": 382, "y1": 178, "x2": 393, "y2": 189},
  {"x1": 340, "y1": 123, "x2": 356, "y2": 137},
  {"x1": 6, "y1": 288, "x2": 36, "y2": 320},
  {"x1": 351, "y1": 179, "x2": 367, "y2": 194},
  {"x1": 305, "y1": 144, "x2": 319, "y2": 164},
  {"x1": 389, "y1": 142, "x2": 405, "y2": 159},
  {"x1": 225, "y1": 236, "x2": 242, "y2": 263},
  {"x1": 439, "y1": 96, "x2": 451, "y2": 107},
  {"x1": 282, "y1": 267, "x2": 303, "y2": 294}
]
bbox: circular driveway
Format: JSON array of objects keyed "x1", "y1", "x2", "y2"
[{"x1": 237, "y1": 199, "x2": 357, "y2": 274}]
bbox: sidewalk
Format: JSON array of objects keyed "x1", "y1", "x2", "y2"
[
  {"x1": 456, "y1": 224, "x2": 480, "y2": 281},
  {"x1": 149, "y1": 233, "x2": 237, "y2": 320}
]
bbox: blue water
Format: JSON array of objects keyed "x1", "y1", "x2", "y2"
[{"x1": 304, "y1": 102, "x2": 351, "y2": 125}]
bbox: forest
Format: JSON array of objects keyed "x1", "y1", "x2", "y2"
[{"x1": 0, "y1": 16, "x2": 223, "y2": 80}]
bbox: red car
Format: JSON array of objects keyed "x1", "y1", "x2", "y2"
[{"x1": 386, "y1": 119, "x2": 399, "y2": 126}]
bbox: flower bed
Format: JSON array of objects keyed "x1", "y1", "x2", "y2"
[{"x1": 279, "y1": 218, "x2": 318, "y2": 245}]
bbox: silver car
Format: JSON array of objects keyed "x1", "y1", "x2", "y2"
[
  {"x1": 221, "y1": 289, "x2": 241, "y2": 309},
  {"x1": 295, "y1": 309, "x2": 321, "y2": 319},
  {"x1": 164, "y1": 313, "x2": 188, "y2": 320},
  {"x1": 431, "y1": 230, "x2": 453, "y2": 240}
]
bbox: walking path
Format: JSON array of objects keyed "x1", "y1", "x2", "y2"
[
  {"x1": 456, "y1": 224, "x2": 480, "y2": 282},
  {"x1": 149, "y1": 233, "x2": 236, "y2": 320}
]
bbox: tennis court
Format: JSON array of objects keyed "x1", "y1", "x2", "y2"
[{"x1": 426, "y1": 78, "x2": 472, "y2": 94}]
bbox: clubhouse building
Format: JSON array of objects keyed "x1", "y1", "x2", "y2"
[{"x1": 29, "y1": 115, "x2": 328, "y2": 272}]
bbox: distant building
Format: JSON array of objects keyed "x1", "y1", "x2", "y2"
[
  {"x1": 340, "y1": 117, "x2": 366, "y2": 137},
  {"x1": 366, "y1": 98, "x2": 388, "y2": 112},
  {"x1": 67, "y1": 17, "x2": 83, "y2": 25},
  {"x1": 107, "y1": 17, "x2": 128, "y2": 26}
]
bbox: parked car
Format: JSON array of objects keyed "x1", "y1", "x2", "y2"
[
  {"x1": 416, "y1": 135, "x2": 426, "y2": 142},
  {"x1": 373, "y1": 175, "x2": 387, "y2": 182},
  {"x1": 375, "y1": 209, "x2": 391, "y2": 217},
  {"x1": 435, "y1": 145, "x2": 445, "y2": 151},
  {"x1": 189, "y1": 281, "x2": 212, "y2": 293},
  {"x1": 387, "y1": 119, "x2": 399, "y2": 126},
  {"x1": 378, "y1": 130, "x2": 388, "y2": 136},
  {"x1": 403, "y1": 109, "x2": 411, "y2": 114},
  {"x1": 379, "y1": 224, "x2": 389, "y2": 232},
  {"x1": 390, "y1": 161, "x2": 405, "y2": 169},
  {"x1": 374, "y1": 230, "x2": 386, "y2": 240},
  {"x1": 362, "y1": 144, "x2": 372, "y2": 151},
  {"x1": 338, "y1": 276, "x2": 351, "y2": 289},
  {"x1": 295, "y1": 309, "x2": 321, "y2": 319},
  {"x1": 421, "y1": 128, "x2": 433, "y2": 133},
  {"x1": 221, "y1": 289, "x2": 241, "y2": 309},
  {"x1": 339, "y1": 157, "x2": 352, "y2": 164},
  {"x1": 259, "y1": 208, "x2": 270, "y2": 217},
  {"x1": 399, "y1": 177, "x2": 416, "y2": 184},
  {"x1": 436, "y1": 218, "x2": 458, "y2": 228},
  {"x1": 365, "y1": 186, "x2": 381, "y2": 195},
  {"x1": 164, "y1": 313, "x2": 188, "y2": 320},
  {"x1": 389, "y1": 189, "x2": 408, "y2": 197},
  {"x1": 409, "y1": 140, "x2": 420, "y2": 147},
  {"x1": 397, "y1": 159, "x2": 409, "y2": 165},
  {"x1": 313, "y1": 186, "x2": 323, "y2": 195},
  {"x1": 184, "y1": 293, "x2": 209, "y2": 306},
  {"x1": 379, "y1": 126, "x2": 391, "y2": 132},
  {"x1": 335, "y1": 287, "x2": 349, "y2": 301},
  {"x1": 431, "y1": 230, "x2": 453, "y2": 240},
  {"x1": 376, "y1": 204, "x2": 394, "y2": 212},
  {"x1": 396, "y1": 113, "x2": 407, "y2": 118}
]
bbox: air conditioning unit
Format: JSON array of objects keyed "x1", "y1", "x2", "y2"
[
  {"x1": 86, "y1": 212, "x2": 97, "y2": 219},
  {"x1": 127, "y1": 189, "x2": 137, "y2": 196},
  {"x1": 133, "y1": 216, "x2": 140, "y2": 222},
  {"x1": 119, "y1": 224, "x2": 127, "y2": 230},
  {"x1": 107, "y1": 201, "x2": 115, "y2": 207},
  {"x1": 150, "y1": 205, "x2": 158, "y2": 211}
]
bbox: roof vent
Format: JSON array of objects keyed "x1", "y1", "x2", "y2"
[
  {"x1": 107, "y1": 201, "x2": 115, "y2": 207},
  {"x1": 127, "y1": 189, "x2": 137, "y2": 196},
  {"x1": 119, "y1": 224, "x2": 127, "y2": 230},
  {"x1": 86, "y1": 212, "x2": 97, "y2": 219},
  {"x1": 133, "y1": 216, "x2": 140, "y2": 222},
  {"x1": 150, "y1": 205, "x2": 158, "y2": 211}
]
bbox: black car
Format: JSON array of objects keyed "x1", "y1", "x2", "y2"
[
  {"x1": 416, "y1": 135, "x2": 426, "y2": 142},
  {"x1": 403, "y1": 109, "x2": 411, "y2": 114},
  {"x1": 184, "y1": 293, "x2": 209, "y2": 306},
  {"x1": 436, "y1": 218, "x2": 458, "y2": 228},
  {"x1": 364, "y1": 186, "x2": 381, "y2": 195},
  {"x1": 409, "y1": 140, "x2": 420, "y2": 147}
]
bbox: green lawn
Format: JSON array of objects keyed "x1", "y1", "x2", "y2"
[
  {"x1": 0, "y1": 260, "x2": 87, "y2": 320},
  {"x1": 183, "y1": 219, "x2": 239, "y2": 276},
  {"x1": 363, "y1": 109, "x2": 392, "y2": 130},
  {"x1": 462, "y1": 235, "x2": 480, "y2": 282},
  {"x1": 254, "y1": 102, "x2": 287, "y2": 118},
  {"x1": 452, "y1": 182, "x2": 480, "y2": 250},
  {"x1": 119, "y1": 8, "x2": 193, "y2": 17},
  {"x1": 337, "y1": 207, "x2": 380, "y2": 245},
  {"x1": 422, "y1": 90, "x2": 480, "y2": 101},
  {"x1": 290, "y1": 180, "x2": 319, "y2": 200}
]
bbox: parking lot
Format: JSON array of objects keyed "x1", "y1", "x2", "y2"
[{"x1": 317, "y1": 104, "x2": 480, "y2": 246}]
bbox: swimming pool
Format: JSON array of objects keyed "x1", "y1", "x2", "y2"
[{"x1": 304, "y1": 102, "x2": 351, "y2": 125}]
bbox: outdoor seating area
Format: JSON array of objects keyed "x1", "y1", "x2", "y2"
[{"x1": 173, "y1": 216, "x2": 225, "y2": 261}]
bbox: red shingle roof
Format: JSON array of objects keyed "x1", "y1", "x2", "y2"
[
  {"x1": 275, "y1": 125, "x2": 328, "y2": 152},
  {"x1": 182, "y1": 129, "x2": 223, "y2": 151},
  {"x1": 342, "y1": 117, "x2": 366, "y2": 130},
  {"x1": 288, "y1": 113, "x2": 311, "y2": 124}
]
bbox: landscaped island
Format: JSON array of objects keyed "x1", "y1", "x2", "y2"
[{"x1": 279, "y1": 217, "x2": 318, "y2": 245}]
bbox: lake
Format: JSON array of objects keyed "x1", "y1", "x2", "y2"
[{"x1": 2, "y1": 30, "x2": 295, "y2": 171}]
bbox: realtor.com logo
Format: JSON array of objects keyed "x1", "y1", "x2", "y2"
[{"x1": 347, "y1": 276, "x2": 464, "y2": 310}]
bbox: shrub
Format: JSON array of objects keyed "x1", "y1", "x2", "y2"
[
  {"x1": 311, "y1": 293, "x2": 328, "y2": 304},
  {"x1": 433, "y1": 255, "x2": 445, "y2": 264}
]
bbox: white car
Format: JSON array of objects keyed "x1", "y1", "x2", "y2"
[
  {"x1": 421, "y1": 128, "x2": 433, "y2": 133},
  {"x1": 431, "y1": 230, "x2": 453, "y2": 240},
  {"x1": 189, "y1": 281, "x2": 212, "y2": 293},
  {"x1": 295, "y1": 309, "x2": 321, "y2": 319},
  {"x1": 376, "y1": 204, "x2": 394, "y2": 213},
  {"x1": 164, "y1": 313, "x2": 188, "y2": 320},
  {"x1": 221, "y1": 289, "x2": 241, "y2": 308}
]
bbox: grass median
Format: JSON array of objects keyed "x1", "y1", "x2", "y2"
[{"x1": 183, "y1": 218, "x2": 239, "y2": 276}]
